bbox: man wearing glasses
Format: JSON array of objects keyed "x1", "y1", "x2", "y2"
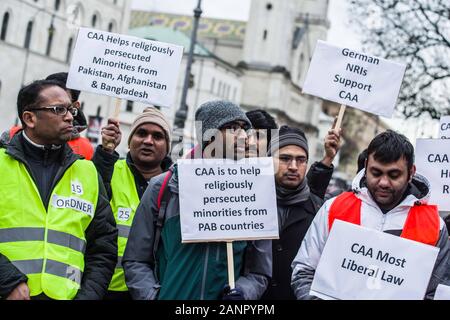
[
  {"x1": 262, "y1": 125, "x2": 332, "y2": 300},
  {"x1": 0, "y1": 79, "x2": 117, "y2": 300}
]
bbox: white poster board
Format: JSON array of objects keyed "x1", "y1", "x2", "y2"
[
  {"x1": 177, "y1": 157, "x2": 279, "y2": 243},
  {"x1": 415, "y1": 139, "x2": 450, "y2": 211},
  {"x1": 439, "y1": 116, "x2": 450, "y2": 139},
  {"x1": 434, "y1": 284, "x2": 450, "y2": 300},
  {"x1": 67, "y1": 27, "x2": 184, "y2": 107},
  {"x1": 303, "y1": 40, "x2": 406, "y2": 118},
  {"x1": 311, "y1": 220, "x2": 439, "y2": 300}
]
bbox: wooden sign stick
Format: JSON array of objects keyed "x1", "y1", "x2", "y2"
[
  {"x1": 334, "y1": 104, "x2": 346, "y2": 131},
  {"x1": 105, "y1": 98, "x2": 122, "y2": 150},
  {"x1": 226, "y1": 241, "x2": 235, "y2": 289}
]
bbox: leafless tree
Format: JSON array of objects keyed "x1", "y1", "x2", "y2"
[{"x1": 349, "y1": 0, "x2": 450, "y2": 119}]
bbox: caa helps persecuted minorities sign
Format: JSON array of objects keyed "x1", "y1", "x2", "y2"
[
  {"x1": 415, "y1": 139, "x2": 450, "y2": 211},
  {"x1": 303, "y1": 40, "x2": 406, "y2": 118},
  {"x1": 311, "y1": 220, "x2": 439, "y2": 300},
  {"x1": 67, "y1": 27, "x2": 184, "y2": 107},
  {"x1": 177, "y1": 158, "x2": 279, "y2": 243}
]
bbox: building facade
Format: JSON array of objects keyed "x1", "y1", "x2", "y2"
[{"x1": 0, "y1": 0, "x2": 131, "y2": 135}]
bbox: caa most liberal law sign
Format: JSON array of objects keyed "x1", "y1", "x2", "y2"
[{"x1": 303, "y1": 41, "x2": 406, "y2": 118}]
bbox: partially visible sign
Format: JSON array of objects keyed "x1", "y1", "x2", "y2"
[
  {"x1": 434, "y1": 284, "x2": 450, "y2": 300},
  {"x1": 439, "y1": 116, "x2": 450, "y2": 139},
  {"x1": 67, "y1": 27, "x2": 184, "y2": 107},
  {"x1": 415, "y1": 139, "x2": 450, "y2": 211},
  {"x1": 303, "y1": 40, "x2": 406, "y2": 118},
  {"x1": 311, "y1": 220, "x2": 439, "y2": 300},
  {"x1": 177, "y1": 158, "x2": 279, "y2": 243},
  {"x1": 86, "y1": 115, "x2": 102, "y2": 146}
]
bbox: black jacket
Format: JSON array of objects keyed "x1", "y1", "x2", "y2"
[
  {"x1": 0, "y1": 133, "x2": 117, "y2": 300},
  {"x1": 262, "y1": 161, "x2": 332, "y2": 300},
  {"x1": 92, "y1": 145, "x2": 173, "y2": 200},
  {"x1": 307, "y1": 161, "x2": 334, "y2": 200},
  {"x1": 262, "y1": 194, "x2": 323, "y2": 300}
]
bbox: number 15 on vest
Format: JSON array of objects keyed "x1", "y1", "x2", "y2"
[{"x1": 310, "y1": 220, "x2": 439, "y2": 300}]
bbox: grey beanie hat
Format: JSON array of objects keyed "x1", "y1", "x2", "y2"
[
  {"x1": 195, "y1": 100, "x2": 252, "y2": 145},
  {"x1": 268, "y1": 125, "x2": 309, "y2": 158}
]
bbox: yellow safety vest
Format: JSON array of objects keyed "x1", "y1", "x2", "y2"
[
  {"x1": 108, "y1": 160, "x2": 140, "y2": 291},
  {"x1": 0, "y1": 149, "x2": 99, "y2": 300}
]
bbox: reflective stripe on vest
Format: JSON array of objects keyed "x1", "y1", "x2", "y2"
[
  {"x1": 108, "y1": 160, "x2": 140, "y2": 292},
  {"x1": 328, "y1": 192, "x2": 440, "y2": 246},
  {"x1": 0, "y1": 149, "x2": 98, "y2": 299}
]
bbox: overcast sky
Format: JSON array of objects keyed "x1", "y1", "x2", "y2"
[{"x1": 130, "y1": 0, "x2": 439, "y2": 141}]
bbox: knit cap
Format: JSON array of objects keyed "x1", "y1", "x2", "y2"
[
  {"x1": 194, "y1": 100, "x2": 251, "y2": 145},
  {"x1": 128, "y1": 107, "x2": 172, "y2": 154},
  {"x1": 268, "y1": 125, "x2": 309, "y2": 158}
]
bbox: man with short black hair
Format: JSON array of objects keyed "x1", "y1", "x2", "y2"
[
  {"x1": 0, "y1": 80, "x2": 117, "y2": 300},
  {"x1": 292, "y1": 130, "x2": 450, "y2": 300}
]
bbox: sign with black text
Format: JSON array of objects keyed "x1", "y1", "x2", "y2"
[
  {"x1": 439, "y1": 116, "x2": 450, "y2": 139},
  {"x1": 303, "y1": 40, "x2": 406, "y2": 117},
  {"x1": 415, "y1": 139, "x2": 450, "y2": 211},
  {"x1": 67, "y1": 27, "x2": 184, "y2": 107},
  {"x1": 177, "y1": 158, "x2": 279, "y2": 243},
  {"x1": 311, "y1": 220, "x2": 439, "y2": 300}
]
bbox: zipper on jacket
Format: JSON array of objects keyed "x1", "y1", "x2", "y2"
[
  {"x1": 200, "y1": 244, "x2": 210, "y2": 300},
  {"x1": 380, "y1": 213, "x2": 387, "y2": 231}
]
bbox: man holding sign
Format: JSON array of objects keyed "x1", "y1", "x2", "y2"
[
  {"x1": 123, "y1": 100, "x2": 271, "y2": 300},
  {"x1": 291, "y1": 130, "x2": 450, "y2": 299}
]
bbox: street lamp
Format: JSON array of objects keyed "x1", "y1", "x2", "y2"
[{"x1": 173, "y1": 0, "x2": 203, "y2": 141}]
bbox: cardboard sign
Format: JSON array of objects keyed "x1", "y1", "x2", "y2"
[
  {"x1": 434, "y1": 284, "x2": 450, "y2": 300},
  {"x1": 310, "y1": 220, "x2": 439, "y2": 300},
  {"x1": 439, "y1": 116, "x2": 450, "y2": 139},
  {"x1": 67, "y1": 27, "x2": 184, "y2": 107},
  {"x1": 303, "y1": 40, "x2": 406, "y2": 118},
  {"x1": 177, "y1": 157, "x2": 279, "y2": 243},
  {"x1": 415, "y1": 139, "x2": 450, "y2": 211}
]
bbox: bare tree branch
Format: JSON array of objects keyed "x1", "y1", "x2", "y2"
[{"x1": 349, "y1": 0, "x2": 450, "y2": 119}]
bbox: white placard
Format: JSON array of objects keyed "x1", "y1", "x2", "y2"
[
  {"x1": 303, "y1": 40, "x2": 406, "y2": 118},
  {"x1": 415, "y1": 139, "x2": 450, "y2": 211},
  {"x1": 67, "y1": 27, "x2": 184, "y2": 107},
  {"x1": 177, "y1": 157, "x2": 279, "y2": 243},
  {"x1": 439, "y1": 116, "x2": 450, "y2": 139},
  {"x1": 434, "y1": 284, "x2": 450, "y2": 300},
  {"x1": 311, "y1": 220, "x2": 439, "y2": 300}
]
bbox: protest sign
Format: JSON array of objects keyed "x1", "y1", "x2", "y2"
[
  {"x1": 434, "y1": 284, "x2": 450, "y2": 300},
  {"x1": 177, "y1": 157, "x2": 279, "y2": 243},
  {"x1": 303, "y1": 40, "x2": 406, "y2": 118},
  {"x1": 415, "y1": 139, "x2": 450, "y2": 211},
  {"x1": 310, "y1": 220, "x2": 439, "y2": 300},
  {"x1": 439, "y1": 116, "x2": 450, "y2": 139},
  {"x1": 67, "y1": 27, "x2": 184, "y2": 107}
]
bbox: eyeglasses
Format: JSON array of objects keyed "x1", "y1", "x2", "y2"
[
  {"x1": 27, "y1": 104, "x2": 79, "y2": 117},
  {"x1": 221, "y1": 122, "x2": 249, "y2": 133},
  {"x1": 279, "y1": 155, "x2": 308, "y2": 165}
]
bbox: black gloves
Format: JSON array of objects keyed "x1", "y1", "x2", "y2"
[{"x1": 222, "y1": 285, "x2": 245, "y2": 300}]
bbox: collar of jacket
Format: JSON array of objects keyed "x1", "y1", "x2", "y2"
[
  {"x1": 4, "y1": 131, "x2": 80, "y2": 168},
  {"x1": 351, "y1": 169, "x2": 432, "y2": 210}
]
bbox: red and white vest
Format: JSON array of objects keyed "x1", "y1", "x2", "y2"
[{"x1": 328, "y1": 192, "x2": 440, "y2": 246}]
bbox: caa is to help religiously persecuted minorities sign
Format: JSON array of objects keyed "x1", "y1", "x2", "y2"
[
  {"x1": 311, "y1": 220, "x2": 439, "y2": 300},
  {"x1": 303, "y1": 40, "x2": 406, "y2": 118},
  {"x1": 439, "y1": 116, "x2": 450, "y2": 139},
  {"x1": 415, "y1": 139, "x2": 450, "y2": 211},
  {"x1": 67, "y1": 27, "x2": 184, "y2": 107},
  {"x1": 177, "y1": 158, "x2": 279, "y2": 243}
]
